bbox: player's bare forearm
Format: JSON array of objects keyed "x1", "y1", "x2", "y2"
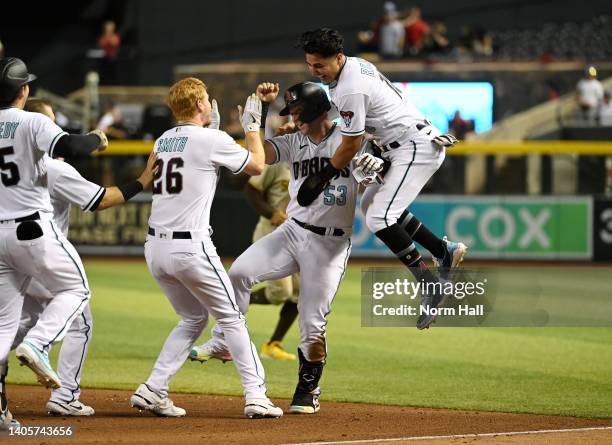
[
  {"x1": 243, "y1": 131, "x2": 265, "y2": 175},
  {"x1": 263, "y1": 140, "x2": 278, "y2": 164},
  {"x1": 330, "y1": 135, "x2": 363, "y2": 169},
  {"x1": 96, "y1": 187, "x2": 125, "y2": 210},
  {"x1": 244, "y1": 183, "x2": 275, "y2": 219}
]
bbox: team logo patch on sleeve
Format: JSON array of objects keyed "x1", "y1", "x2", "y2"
[{"x1": 340, "y1": 111, "x2": 354, "y2": 127}]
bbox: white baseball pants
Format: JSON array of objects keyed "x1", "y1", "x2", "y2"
[
  {"x1": 0, "y1": 215, "x2": 90, "y2": 372},
  {"x1": 362, "y1": 132, "x2": 446, "y2": 233},
  {"x1": 143, "y1": 232, "x2": 267, "y2": 399},
  {"x1": 209, "y1": 220, "x2": 351, "y2": 363}
]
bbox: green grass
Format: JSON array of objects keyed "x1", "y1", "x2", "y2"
[{"x1": 9, "y1": 260, "x2": 612, "y2": 418}]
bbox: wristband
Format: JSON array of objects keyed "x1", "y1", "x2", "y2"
[
  {"x1": 118, "y1": 180, "x2": 144, "y2": 201},
  {"x1": 260, "y1": 102, "x2": 270, "y2": 129},
  {"x1": 320, "y1": 162, "x2": 340, "y2": 181}
]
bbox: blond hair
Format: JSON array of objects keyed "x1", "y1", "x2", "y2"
[{"x1": 167, "y1": 77, "x2": 207, "y2": 121}]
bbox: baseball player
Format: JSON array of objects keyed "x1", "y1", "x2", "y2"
[
  {"x1": 7, "y1": 99, "x2": 158, "y2": 418},
  {"x1": 295, "y1": 29, "x2": 467, "y2": 329},
  {"x1": 0, "y1": 58, "x2": 107, "y2": 430},
  {"x1": 130, "y1": 77, "x2": 282, "y2": 419},
  {"x1": 194, "y1": 81, "x2": 362, "y2": 415},
  {"x1": 191, "y1": 162, "x2": 299, "y2": 363}
]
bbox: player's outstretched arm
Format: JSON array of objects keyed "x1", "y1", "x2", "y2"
[
  {"x1": 95, "y1": 151, "x2": 158, "y2": 210},
  {"x1": 52, "y1": 129, "x2": 108, "y2": 157},
  {"x1": 239, "y1": 94, "x2": 266, "y2": 175}
]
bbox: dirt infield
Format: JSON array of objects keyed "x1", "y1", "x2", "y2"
[{"x1": 4, "y1": 386, "x2": 611, "y2": 444}]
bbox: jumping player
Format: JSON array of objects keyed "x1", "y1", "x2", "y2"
[
  {"x1": 294, "y1": 29, "x2": 467, "y2": 329},
  {"x1": 130, "y1": 78, "x2": 282, "y2": 419},
  {"x1": 0, "y1": 58, "x2": 107, "y2": 430},
  {"x1": 194, "y1": 81, "x2": 363, "y2": 414}
]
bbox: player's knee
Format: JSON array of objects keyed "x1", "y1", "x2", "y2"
[
  {"x1": 228, "y1": 259, "x2": 254, "y2": 288},
  {"x1": 179, "y1": 316, "x2": 207, "y2": 334},
  {"x1": 365, "y1": 209, "x2": 388, "y2": 233}
]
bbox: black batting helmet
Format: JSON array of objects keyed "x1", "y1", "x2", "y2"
[
  {"x1": 279, "y1": 82, "x2": 331, "y2": 123},
  {"x1": 0, "y1": 58, "x2": 37, "y2": 103}
]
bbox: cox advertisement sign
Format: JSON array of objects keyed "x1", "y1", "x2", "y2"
[{"x1": 351, "y1": 196, "x2": 592, "y2": 260}]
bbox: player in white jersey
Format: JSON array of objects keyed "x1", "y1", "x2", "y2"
[
  {"x1": 9, "y1": 98, "x2": 158, "y2": 418},
  {"x1": 0, "y1": 58, "x2": 107, "y2": 430},
  {"x1": 194, "y1": 81, "x2": 360, "y2": 414},
  {"x1": 131, "y1": 77, "x2": 282, "y2": 419},
  {"x1": 295, "y1": 29, "x2": 467, "y2": 329}
]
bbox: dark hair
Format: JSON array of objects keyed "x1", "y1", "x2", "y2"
[{"x1": 296, "y1": 28, "x2": 344, "y2": 57}]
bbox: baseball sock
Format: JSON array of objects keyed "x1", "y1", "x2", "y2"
[
  {"x1": 375, "y1": 223, "x2": 437, "y2": 283},
  {"x1": 249, "y1": 287, "x2": 270, "y2": 305},
  {"x1": 0, "y1": 365, "x2": 7, "y2": 414},
  {"x1": 398, "y1": 211, "x2": 446, "y2": 259},
  {"x1": 270, "y1": 301, "x2": 298, "y2": 343}
]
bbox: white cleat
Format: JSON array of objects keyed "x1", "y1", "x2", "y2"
[
  {"x1": 15, "y1": 342, "x2": 61, "y2": 389},
  {"x1": 47, "y1": 400, "x2": 95, "y2": 416},
  {"x1": 244, "y1": 398, "x2": 283, "y2": 419},
  {"x1": 130, "y1": 384, "x2": 186, "y2": 417}
]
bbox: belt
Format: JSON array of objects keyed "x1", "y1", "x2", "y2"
[
  {"x1": 148, "y1": 227, "x2": 192, "y2": 239},
  {"x1": 0, "y1": 211, "x2": 41, "y2": 224},
  {"x1": 292, "y1": 218, "x2": 344, "y2": 237},
  {"x1": 376, "y1": 120, "x2": 433, "y2": 152}
]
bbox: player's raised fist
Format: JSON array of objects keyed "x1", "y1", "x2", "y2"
[{"x1": 256, "y1": 82, "x2": 280, "y2": 103}]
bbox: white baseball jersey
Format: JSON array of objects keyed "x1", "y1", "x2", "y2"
[
  {"x1": 267, "y1": 123, "x2": 359, "y2": 230},
  {"x1": 46, "y1": 158, "x2": 104, "y2": 235},
  {"x1": 148, "y1": 124, "x2": 251, "y2": 231},
  {"x1": 0, "y1": 107, "x2": 66, "y2": 219},
  {"x1": 329, "y1": 56, "x2": 426, "y2": 145}
]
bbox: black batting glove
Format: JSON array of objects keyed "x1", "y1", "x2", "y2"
[{"x1": 297, "y1": 163, "x2": 340, "y2": 207}]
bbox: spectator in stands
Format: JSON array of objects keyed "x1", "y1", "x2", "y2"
[
  {"x1": 97, "y1": 20, "x2": 121, "y2": 85},
  {"x1": 599, "y1": 91, "x2": 612, "y2": 126},
  {"x1": 0, "y1": 39, "x2": 4, "y2": 58},
  {"x1": 97, "y1": 102, "x2": 127, "y2": 139},
  {"x1": 448, "y1": 110, "x2": 473, "y2": 140},
  {"x1": 403, "y1": 6, "x2": 429, "y2": 56},
  {"x1": 425, "y1": 21, "x2": 450, "y2": 54},
  {"x1": 379, "y1": 2, "x2": 405, "y2": 59},
  {"x1": 470, "y1": 25, "x2": 493, "y2": 56},
  {"x1": 576, "y1": 65, "x2": 604, "y2": 124}
]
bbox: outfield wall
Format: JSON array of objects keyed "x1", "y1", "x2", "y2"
[{"x1": 68, "y1": 194, "x2": 612, "y2": 262}]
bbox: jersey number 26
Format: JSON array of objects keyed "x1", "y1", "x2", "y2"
[{"x1": 152, "y1": 157, "x2": 183, "y2": 194}]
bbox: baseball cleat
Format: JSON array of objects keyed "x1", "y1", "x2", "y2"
[
  {"x1": 0, "y1": 409, "x2": 20, "y2": 431},
  {"x1": 130, "y1": 384, "x2": 186, "y2": 417},
  {"x1": 189, "y1": 342, "x2": 232, "y2": 363},
  {"x1": 261, "y1": 341, "x2": 296, "y2": 361},
  {"x1": 47, "y1": 400, "x2": 95, "y2": 416},
  {"x1": 289, "y1": 388, "x2": 321, "y2": 414},
  {"x1": 244, "y1": 398, "x2": 283, "y2": 419},
  {"x1": 416, "y1": 284, "x2": 449, "y2": 330},
  {"x1": 15, "y1": 342, "x2": 61, "y2": 389},
  {"x1": 433, "y1": 236, "x2": 468, "y2": 281}
]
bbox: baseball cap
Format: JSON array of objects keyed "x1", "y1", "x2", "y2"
[{"x1": 0, "y1": 57, "x2": 37, "y2": 102}]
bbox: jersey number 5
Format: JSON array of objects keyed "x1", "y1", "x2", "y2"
[
  {"x1": 152, "y1": 157, "x2": 184, "y2": 194},
  {"x1": 0, "y1": 146, "x2": 20, "y2": 187}
]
